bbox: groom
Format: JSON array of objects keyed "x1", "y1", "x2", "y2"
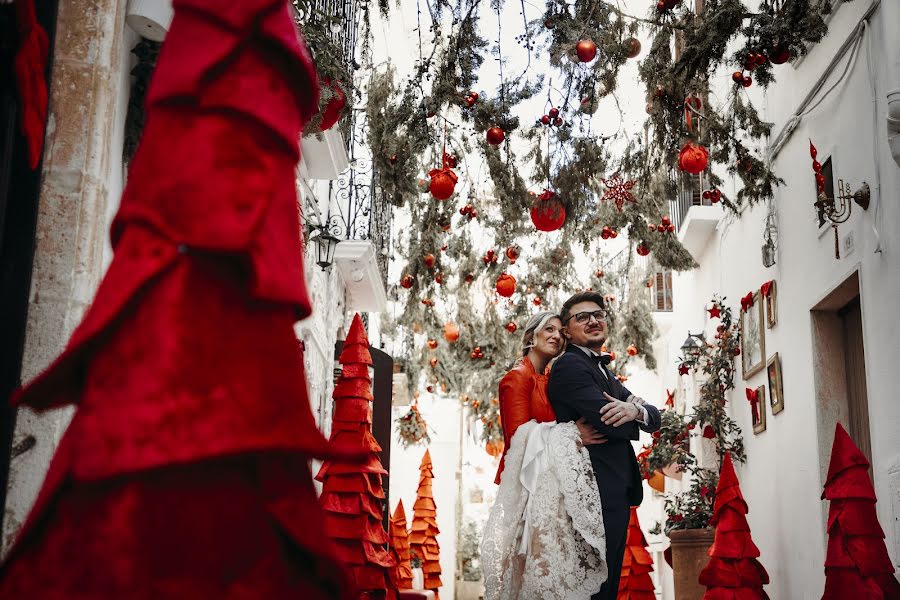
[{"x1": 548, "y1": 291, "x2": 661, "y2": 600}]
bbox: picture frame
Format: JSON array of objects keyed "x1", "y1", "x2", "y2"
[
  {"x1": 767, "y1": 353, "x2": 784, "y2": 415},
  {"x1": 741, "y1": 292, "x2": 766, "y2": 379},
  {"x1": 752, "y1": 385, "x2": 767, "y2": 434},
  {"x1": 764, "y1": 281, "x2": 777, "y2": 329}
]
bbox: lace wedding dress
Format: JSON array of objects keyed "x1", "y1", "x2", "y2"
[{"x1": 482, "y1": 420, "x2": 607, "y2": 600}]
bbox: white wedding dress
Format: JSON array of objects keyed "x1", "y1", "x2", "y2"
[{"x1": 481, "y1": 420, "x2": 607, "y2": 600}]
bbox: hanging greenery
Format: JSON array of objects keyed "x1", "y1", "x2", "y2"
[{"x1": 396, "y1": 403, "x2": 431, "y2": 448}]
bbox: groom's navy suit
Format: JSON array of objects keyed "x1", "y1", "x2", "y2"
[{"x1": 547, "y1": 345, "x2": 661, "y2": 600}]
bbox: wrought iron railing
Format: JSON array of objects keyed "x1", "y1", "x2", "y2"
[
  {"x1": 670, "y1": 171, "x2": 713, "y2": 232},
  {"x1": 321, "y1": 109, "x2": 392, "y2": 286}
]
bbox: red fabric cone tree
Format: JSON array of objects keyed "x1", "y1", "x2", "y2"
[
  {"x1": 0, "y1": 1, "x2": 354, "y2": 598},
  {"x1": 410, "y1": 449, "x2": 443, "y2": 598},
  {"x1": 317, "y1": 313, "x2": 396, "y2": 599},
  {"x1": 389, "y1": 500, "x2": 414, "y2": 590},
  {"x1": 618, "y1": 507, "x2": 656, "y2": 600},
  {"x1": 821, "y1": 423, "x2": 900, "y2": 600},
  {"x1": 699, "y1": 453, "x2": 770, "y2": 599}
]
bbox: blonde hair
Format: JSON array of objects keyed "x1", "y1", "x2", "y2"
[{"x1": 521, "y1": 311, "x2": 561, "y2": 356}]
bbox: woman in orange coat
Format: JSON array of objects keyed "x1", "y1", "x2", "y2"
[{"x1": 494, "y1": 311, "x2": 604, "y2": 483}]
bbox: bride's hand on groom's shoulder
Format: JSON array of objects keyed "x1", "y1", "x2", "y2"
[
  {"x1": 599, "y1": 393, "x2": 641, "y2": 427},
  {"x1": 575, "y1": 417, "x2": 608, "y2": 445}
]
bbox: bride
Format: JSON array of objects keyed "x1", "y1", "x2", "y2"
[{"x1": 482, "y1": 311, "x2": 609, "y2": 600}]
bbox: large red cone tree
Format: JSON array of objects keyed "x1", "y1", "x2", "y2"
[
  {"x1": 698, "y1": 453, "x2": 770, "y2": 599},
  {"x1": 389, "y1": 500, "x2": 414, "y2": 590},
  {"x1": 618, "y1": 507, "x2": 656, "y2": 600},
  {"x1": 410, "y1": 449, "x2": 443, "y2": 598},
  {"x1": 0, "y1": 1, "x2": 353, "y2": 598},
  {"x1": 317, "y1": 313, "x2": 396, "y2": 598},
  {"x1": 821, "y1": 423, "x2": 900, "y2": 599}
]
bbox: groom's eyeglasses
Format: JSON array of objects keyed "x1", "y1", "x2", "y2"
[{"x1": 564, "y1": 309, "x2": 608, "y2": 325}]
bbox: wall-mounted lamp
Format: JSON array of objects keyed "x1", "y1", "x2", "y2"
[
  {"x1": 814, "y1": 180, "x2": 870, "y2": 225},
  {"x1": 312, "y1": 227, "x2": 340, "y2": 271},
  {"x1": 679, "y1": 332, "x2": 705, "y2": 366}
]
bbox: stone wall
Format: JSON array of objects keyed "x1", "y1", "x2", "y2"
[{"x1": 2, "y1": 0, "x2": 130, "y2": 554}]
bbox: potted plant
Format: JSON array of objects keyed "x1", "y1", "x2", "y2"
[{"x1": 647, "y1": 297, "x2": 747, "y2": 599}]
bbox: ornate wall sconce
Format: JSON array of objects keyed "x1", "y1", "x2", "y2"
[{"x1": 814, "y1": 180, "x2": 870, "y2": 225}]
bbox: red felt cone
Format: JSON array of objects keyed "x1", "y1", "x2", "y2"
[
  {"x1": 617, "y1": 507, "x2": 656, "y2": 600},
  {"x1": 699, "y1": 454, "x2": 769, "y2": 599},
  {"x1": 822, "y1": 424, "x2": 900, "y2": 599},
  {"x1": 0, "y1": 2, "x2": 354, "y2": 597},
  {"x1": 389, "y1": 501, "x2": 414, "y2": 590}
]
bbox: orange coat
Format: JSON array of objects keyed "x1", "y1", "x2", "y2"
[{"x1": 494, "y1": 358, "x2": 557, "y2": 484}]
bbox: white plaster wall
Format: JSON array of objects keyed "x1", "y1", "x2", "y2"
[
  {"x1": 647, "y1": 3, "x2": 900, "y2": 597},
  {"x1": 389, "y1": 392, "x2": 462, "y2": 600}
]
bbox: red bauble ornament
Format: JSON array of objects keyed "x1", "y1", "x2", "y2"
[
  {"x1": 445, "y1": 153, "x2": 458, "y2": 168},
  {"x1": 505, "y1": 246, "x2": 520, "y2": 263},
  {"x1": 505, "y1": 321, "x2": 518, "y2": 333},
  {"x1": 661, "y1": 215, "x2": 671, "y2": 227},
  {"x1": 530, "y1": 189, "x2": 566, "y2": 231},
  {"x1": 732, "y1": 71, "x2": 745, "y2": 84},
  {"x1": 544, "y1": 18, "x2": 555, "y2": 29},
  {"x1": 710, "y1": 189, "x2": 721, "y2": 203},
  {"x1": 469, "y1": 91, "x2": 479, "y2": 101},
  {"x1": 319, "y1": 80, "x2": 346, "y2": 131},
  {"x1": 553, "y1": 117, "x2": 563, "y2": 127},
  {"x1": 667, "y1": 223, "x2": 675, "y2": 232},
  {"x1": 625, "y1": 37, "x2": 641, "y2": 58},
  {"x1": 429, "y1": 166, "x2": 458, "y2": 200},
  {"x1": 657, "y1": 224, "x2": 666, "y2": 233},
  {"x1": 595, "y1": 270, "x2": 604, "y2": 278},
  {"x1": 770, "y1": 45, "x2": 791, "y2": 65},
  {"x1": 601, "y1": 225, "x2": 612, "y2": 239},
  {"x1": 400, "y1": 274, "x2": 414, "y2": 289},
  {"x1": 813, "y1": 159, "x2": 822, "y2": 172},
  {"x1": 636, "y1": 243, "x2": 650, "y2": 256},
  {"x1": 540, "y1": 115, "x2": 551, "y2": 125},
  {"x1": 576, "y1": 39, "x2": 597, "y2": 63},
  {"x1": 678, "y1": 141, "x2": 709, "y2": 174},
  {"x1": 434, "y1": 273, "x2": 444, "y2": 285},
  {"x1": 548, "y1": 107, "x2": 560, "y2": 119},
  {"x1": 809, "y1": 139, "x2": 818, "y2": 159},
  {"x1": 389, "y1": 154, "x2": 398, "y2": 164},
  {"x1": 427, "y1": 339, "x2": 438, "y2": 349},
  {"x1": 742, "y1": 76, "x2": 753, "y2": 88},
  {"x1": 627, "y1": 344, "x2": 638, "y2": 356},
  {"x1": 486, "y1": 126, "x2": 505, "y2": 145},
  {"x1": 423, "y1": 253, "x2": 435, "y2": 269},
  {"x1": 429, "y1": 357, "x2": 438, "y2": 368},
  {"x1": 443, "y1": 322, "x2": 460, "y2": 343},
  {"x1": 533, "y1": 297, "x2": 542, "y2": 306},
  {"x1": 465, "y1": 96, "x2": 476, "y2": 107},
  {"x1": 495, "y1": 273, "x2": 517, "y2": 297}
]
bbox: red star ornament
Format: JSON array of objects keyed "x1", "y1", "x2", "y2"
[
  {"x1": 678, "y1": 363, "x2": 690, "y2": 376},
  {"x1": 708, "y1": 304, "x2": 721, "y2": 319},
  {"x1": 600, "y1": 172, "x2": 636, "y2": 211}
]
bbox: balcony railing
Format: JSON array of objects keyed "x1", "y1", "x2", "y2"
[{"x1": 670, "y1": 172, "x2": 713, "y2": 232}]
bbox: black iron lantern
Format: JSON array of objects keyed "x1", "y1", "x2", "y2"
[
  {"x1": 680, "y1": 332, "x2": 705, "y2": 365},
  {"x1": 313, "y1": 227, "x2": 339, "y2": 271}
]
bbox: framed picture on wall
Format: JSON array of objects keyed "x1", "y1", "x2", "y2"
[
  {"x1": 752, "y1": 385, "x2": 767, "y2": 434},
  {"x1": 767, "y1": 353, "x2": 784, "y2": 415},
  {"x1": 762, "y1": 280, "x2": 777, "y2": 328},
  {"x1": 741, "y1": 292, "x2": 766, "y2": 379}
]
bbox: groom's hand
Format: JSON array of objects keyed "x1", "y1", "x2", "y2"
[{"x1": 600, "y1": 393, "x2": 641, "y2": 426}]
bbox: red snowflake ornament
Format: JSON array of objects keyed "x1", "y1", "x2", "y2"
[{"x1": 600, "y1": 172, "x2": 637, "y2": 211}]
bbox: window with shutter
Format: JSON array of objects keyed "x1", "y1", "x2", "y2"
[{"x1": 649, "y1": 270, "x2": 673, "y2": 312}]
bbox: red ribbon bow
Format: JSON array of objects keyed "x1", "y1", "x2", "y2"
[
  {"x1": 740, "y1": 292, "x2": 754, "y2": 312},
  {"x1": 746, "y1": 387, "x2": 759, "y2": 422},
  {"x1": 760, "y1": 280, "x2": 774, "y2": 298},
  {"x1": 665, "y1": 389, "x2": 675, "y2": 407}
]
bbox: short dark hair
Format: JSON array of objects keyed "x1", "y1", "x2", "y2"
[{"x1": 560, "y1": 291, "x2": 606, "y2": 324}]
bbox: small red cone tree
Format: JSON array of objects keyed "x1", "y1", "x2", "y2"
[
  {"x1": 821, "y1": 423, "x2": 900, "y2": 599},
  {"x1": 317, "y1": 314, "x2": 396, "y2": 599},
  {"x1": 618, "y1": 507, "x2": 656, "y2": 600},
  {"x1": 409, "y1": 449, "x2": 442, "y2": 598},
  {"x1": 389, "y1": 500, "x2": 413, "y2": 590},
  {"x1": 698, "y1": 453, "x2": 770, "y2": 599}
]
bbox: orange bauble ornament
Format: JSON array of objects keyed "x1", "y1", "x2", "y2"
[
  {"x1": 400, "y1": 274, "x2": 414, "y2": 289},
  {"x1": 427, "y1": 339, "x2": 438, "y2": 350},
  {"x1": 443, "y1": 322, "x2": 460, "y2": 343},
  {"x1": 505, "y1": 246, "x2": 520, "y2": 263},
  {"x1": 530, "y1": 189, "x2": 566, "y2": 231},
  {"x1": 678, "y1": 141, "x2": 709, "y2": 174},
  {"x1": 627, "y1": 344, "x2": 639, "y2": 356},
  {"x1": 423, "y1": 253, "x2": 436, "y2": 269},
  {"x1": 495, "y1": 273, "x2": 517, "y2": 297}
]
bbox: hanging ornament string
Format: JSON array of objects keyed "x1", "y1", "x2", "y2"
[{"x1": 684, "y1": 94, "x2": 703, "y2": 135}]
